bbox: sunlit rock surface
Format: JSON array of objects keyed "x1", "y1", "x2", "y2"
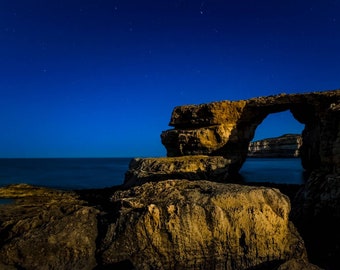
[
  {"x1": 248, "y1": 134, "x2": 302, "y2": 158},
  {"x1": 99, "y1": 180, "x2": 307, "y2": 270}
]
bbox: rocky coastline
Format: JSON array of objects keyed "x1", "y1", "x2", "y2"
[{"x1": 0, "y1": 90, "x2": 339, "y2": 269}]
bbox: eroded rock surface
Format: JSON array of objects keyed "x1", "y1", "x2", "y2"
[
  {"x1": 0, "y1": 184, "x2": 99, "y2": 270},
  {"x1": 0, "y1": 181, "x2": 326, "y2": 270},
  {"x1": 99, "y1": 180, "x2": 307, "y2": 270}
]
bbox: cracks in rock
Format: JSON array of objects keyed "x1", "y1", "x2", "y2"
[{"x1": 75, "y1": 185, "x2": 129, "y2": 268}]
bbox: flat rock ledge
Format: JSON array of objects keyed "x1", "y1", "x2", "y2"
[
  {"x1": 99, "y1": 180, "x2": 308, "y2": 270},
  {"x1": 124, "y1": 155, "x2": 232, "y2": 187}
]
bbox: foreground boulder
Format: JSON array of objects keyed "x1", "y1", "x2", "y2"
[
  {"x1": 98, "y1": 180, "x2": 307, "y2": 269},
  {"x1": 0, "y1": 184, "x2": 99, "y2": 270}
]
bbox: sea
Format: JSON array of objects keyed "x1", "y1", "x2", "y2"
[{"x1": 0, "y1": 157, "x2": 305, "y2": 191}]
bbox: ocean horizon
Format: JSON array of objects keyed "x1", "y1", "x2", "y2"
[
  {"x1": 0, "y1": 157, "x2": 305, "y2": 190},
  {"x1": 0, "y1": 157, "x2": 132, "y2": 190}
]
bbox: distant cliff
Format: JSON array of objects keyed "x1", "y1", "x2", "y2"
[{"x1": 248, "y1": 134, "x2": 302, "y2": 157}]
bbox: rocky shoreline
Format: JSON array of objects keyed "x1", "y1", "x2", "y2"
[
  {"x1": 0, "y1": 90, "x2": 339, "y2": 269},
  {"x1": 0, "y1": 182, "x2": 311, "y2": 270}
]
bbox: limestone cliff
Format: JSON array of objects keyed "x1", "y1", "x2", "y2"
[{"x1": 248, "y1": 134, "x2": 302, "y2": 158}]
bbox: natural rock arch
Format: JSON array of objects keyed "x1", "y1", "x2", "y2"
[{"x1": 161, "y1": 90, "x2": 340, "y2": 175}]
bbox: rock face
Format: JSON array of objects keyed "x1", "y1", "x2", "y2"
[
  {"x1": 248, "y1": 134, "x2": 302, "y2": 158},
  {"x1": 0, "y1": 184, "x2": 99, "y2": 270},
  {"x1": 161, "y1": 90, "x2": 340, "y2": 174},
  {"x1": 290, "y1": 101, "x2": 340, "y2": 270},
  {"x1": 99, "y1": 180, "x2": 307, "y2": 270}
]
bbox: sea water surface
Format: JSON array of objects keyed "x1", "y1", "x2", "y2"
[
  {"x1": 240, "y1": 157, "x2": 305, "y2": 184},
  {"x1": 0, "y1": 158, "x2": 131, "y2": 190},
  {"x1": 0, "y1": 157, "x2": 305, "y2": 190}
]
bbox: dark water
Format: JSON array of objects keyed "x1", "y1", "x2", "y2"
[
  {"x1": 0, "y1": 157, "x2": 304, "y2": 191},
  {"x1": 240, "y1": 157, "x2": 305, "y2": 184},
  {"x1": 0, "y1": 199, "x2": 14, "y2": 204}
]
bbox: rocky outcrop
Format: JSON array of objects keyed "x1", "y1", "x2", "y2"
[
  {"x1": 124, "y1": 155, "x2": 232, "y2": 187},
  {"x1": 0, "y1": 182, "x2": 312, "y2": 270},
  {"x1": 161, "y1": 90, "x2": 340, "y2": 174},
  {"x1": 248, "y1": 134, "x2": 302, "y2": 158},
  {"x1": 98, "y1": 180, "x2": 307, "y2": 270},
  {"x1": 0, "y1": 184, "x2": 99, "y2": 270}
]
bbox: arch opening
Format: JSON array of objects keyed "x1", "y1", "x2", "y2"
[{"x1": 239, "y1": 110, "x2": 306, "y2": 185}]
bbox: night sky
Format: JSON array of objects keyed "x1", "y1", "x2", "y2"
[{"x1": 1, "y1": 0, "x2": 339, "y2": 158}]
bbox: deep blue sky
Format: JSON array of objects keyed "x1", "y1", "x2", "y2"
[{"x1": 1, "y1": 0, "x2": 339, "y2": 158}]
